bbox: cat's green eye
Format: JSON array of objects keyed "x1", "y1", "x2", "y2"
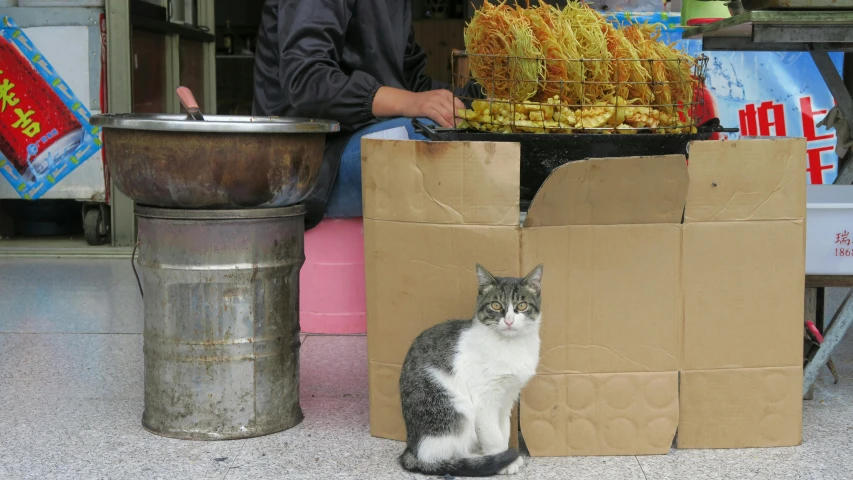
[
  {"x1": 516, "y1": 302, "x2": 529, "y2": 312},
  {"x1": 490, "y1": 302, "x2": 502, "y2": 311}
]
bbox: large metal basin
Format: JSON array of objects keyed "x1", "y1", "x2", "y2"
[{"x1": 90, "y1": 114, "x2": 339, "y2": 209}]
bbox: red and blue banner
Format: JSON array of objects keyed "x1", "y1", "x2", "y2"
[
  {"x1": 0, "y1": 17, "x2": 102, "y2": 200},
  {"x1": 611, "y1": 12, "x2": 844, "y2": 184}
]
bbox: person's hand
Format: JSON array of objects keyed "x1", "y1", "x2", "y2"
[
  {"x1": 402, "y1": 90, "x2": 465, "y2": 128},
  {"x1": 373, "y1": 87, "x2": 464, "y2": 128}
]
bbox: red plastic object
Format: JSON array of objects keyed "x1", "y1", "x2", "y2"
[
  {"x1": 687, "y1": 18, "x2": 723, "y2": 26},
  {"x1": 300, "y1": 218, "x2": 367, "y2": 334},
  {"x1": 806, "y1": 320, "x2": 825, "y2": 343}
]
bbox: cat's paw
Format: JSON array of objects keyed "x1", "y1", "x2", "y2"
[{"x1": 499, "y1": 456, "x2": 524, "y2": 475}]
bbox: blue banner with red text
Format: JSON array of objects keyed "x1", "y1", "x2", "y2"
[{"x1": 610, "y1": 12, "x2": 844, "y2": 184}]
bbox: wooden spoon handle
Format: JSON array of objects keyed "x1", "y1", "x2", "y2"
[{"x1": 176, "y1": 86, "x2": 199, "y2": 110}]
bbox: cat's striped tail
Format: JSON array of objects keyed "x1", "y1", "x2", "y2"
[{"x1": 398, "y1": 447, "x2": 519, "y2": 477}]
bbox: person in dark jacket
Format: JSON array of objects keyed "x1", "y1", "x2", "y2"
[{"x1": 253, "y1": 0, "x2": 477, "y2": 228}]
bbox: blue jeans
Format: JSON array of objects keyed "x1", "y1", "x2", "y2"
[{"x1": 325, "y1": 117, "x2": 432, "y2": 218}]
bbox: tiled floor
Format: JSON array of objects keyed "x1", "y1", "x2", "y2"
[{"x1": 1, "y1": 258, "x2": 852, "y2": 479}]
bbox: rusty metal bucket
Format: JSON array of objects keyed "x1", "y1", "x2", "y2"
[
  {"x1": 90, "y1": 114, "x2": 339, "y2": 209},
  {"x1": 136, "y1": 204, "x2": 305, "y2": 440}
]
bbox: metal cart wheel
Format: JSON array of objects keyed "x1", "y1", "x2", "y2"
[{"x1": 83, "y1": 204, "x2": 110, "y2": 246}]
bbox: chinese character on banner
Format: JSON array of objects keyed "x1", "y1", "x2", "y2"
[
  {"x1": 806, "y1": 145, "x2": 835, "y2": 184},
  {"x1": 800, "y1": 97, "x2": 834, "y2": 142},
  {"x1": 837, "y1": 230, "x2": 851, "y2": 246},
  {"x1": 739, "y1": 101, "x2": 788, "y2": 137},
  {"x1": 0, "y1": 17, "x2": 101, "y2": 200},
  {"x1": 799, "y1": 96, "x2": 838, "y2": 185}
]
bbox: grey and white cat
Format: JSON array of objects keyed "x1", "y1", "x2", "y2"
[{"x1": 398, "y1": 264, "x2": 544, "y2": 477}]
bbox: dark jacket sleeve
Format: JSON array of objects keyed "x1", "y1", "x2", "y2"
[
  {"x1": 277, "y1": 0, "x2": 380, "y2": 132},
  {"x1": 402, "y1": 25, "x2": 484, "y2": 103},
  {"x1": 402, "y1": 25, "x2": 449, "y2": 92}
]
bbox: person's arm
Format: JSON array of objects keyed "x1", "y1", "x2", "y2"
[
  {"x1": 402, "y1": 25, "x2": 449, "y2": 93},
  {"x1": 375, "y1": 24, "x2": 470, "y2": 126},
  {"x1": 277, "y1": 0, "x2": 380, "y2": 132},
  {"x1": 278, "y1": 0, "x2": 462, "y2": 129},
  {"x1": 399, "y1": 25, "x2": 483, "y2": 114},
  {"x1": 372, "y1": 86, "x2": 462, "y2": 128}
]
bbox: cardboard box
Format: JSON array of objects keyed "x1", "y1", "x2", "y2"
[{"x1": 362, "y1": 133, "x2": 805, "y2": 456}]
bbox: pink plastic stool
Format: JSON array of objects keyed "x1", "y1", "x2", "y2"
[{"x1": 299, "y1": 217, "x2": 367, "y2": 334}]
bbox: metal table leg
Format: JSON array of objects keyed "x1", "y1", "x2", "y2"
[
  {"x1": 809, "y1": 50, "x2": 853, "y2": 185},
  {"x1": 803, "y1": 288, "x2": 853, "y2": 396}
]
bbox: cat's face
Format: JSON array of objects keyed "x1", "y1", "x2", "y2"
[{"x1": 474, "y1": 264, "x2": 543, "y2": 337}]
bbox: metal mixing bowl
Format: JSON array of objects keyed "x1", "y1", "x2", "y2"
[{"x1": 90, "y1": 114, "x2": 339, "y2": 209}]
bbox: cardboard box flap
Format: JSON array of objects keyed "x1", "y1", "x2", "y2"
[
  {"x1": 365, "y1": 221, "x2": 521, "y2": 366},
  {"x1": 678, "y1": 367, "x2": 803, "y2": 449},
  {"x1": 681, "y1": 221, "x2": 804, "y2": 370},
  {"x1": 684, "y1": 138, "x2": 807, "y2": 223},
  {"x1": 361, "y1": 139, "x2": 521, "y2": 226},
  {"x1": 521, "y1": 372, "x2": 679, "y2": 456},
  {"x1": 524, "y1": 155, "x2": 688, "y2": 227},
  {"x1": 522, "y1": 225, "x2": 682, "y2": 375}
]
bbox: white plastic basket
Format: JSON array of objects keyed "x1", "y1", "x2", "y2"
[{"x1": 806, "y1": 185, "x2": 853, "y2": 275}]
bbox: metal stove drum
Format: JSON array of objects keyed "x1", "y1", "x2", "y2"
[{"x1": 90, "y1": 114, "x2": 339, "y2": 440}]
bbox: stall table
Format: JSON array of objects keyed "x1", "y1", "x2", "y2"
[{"x1": 685, "y1": 12, "x2": 853, "y2": 398}]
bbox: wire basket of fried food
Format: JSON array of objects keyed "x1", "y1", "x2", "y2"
[
  {"x1": 456, "y1": 0, "x2": 708, "y2": 135},
  {"x1": 453, "y1": 53, "x2": 707, "y2": 134}
]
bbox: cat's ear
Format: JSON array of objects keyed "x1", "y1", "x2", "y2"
[
  {"x1": 523, "y1": 264, "x2": 543, "y2": 294},
  {"x1": 476, "y1": 264, "x2": 497, "y2": 293}
]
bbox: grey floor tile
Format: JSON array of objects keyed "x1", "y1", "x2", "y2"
[
  {"x1": 62, "y1": 275, "x2": 144, "y2": 334},
  {"x1": 638, "y1": 447, "x2": 848, "y2": 480},
  {"x1": 522, "y1": 456, "x2": 647, "y2": 480},
  {"x1": 0, "y1": 333, "x2": 16, "y2": 354},
  {"x1": 0, "y1": 258, "x2": 136, "y2": 333},
  {"x1": 0, "y1": 258, "x2": 132, "y2": 293},
  {"x1": 0, "y1": 395, "x2": 246, "y2": 480},
  {"x1": 0, "y1": 295, "x2": 78, "y2": 331},
  {"x1": 0, "y1": 333, "x2": 142, "y2": 399},
  {"x1": 300, "y1": 335, "x2": 367, "y2": 400},
  {"x1": 225, "y1": 397, "x2": 410, "y2": 480},
  {"x1": 0, "y1": 276, "x2": 143, "y2": 334}
]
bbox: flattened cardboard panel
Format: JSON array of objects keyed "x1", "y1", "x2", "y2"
[
  {"x1": 678, "y1": 367, "x2": 803, "y2": 449},
  {"x1": 522, "y1": 225, "x2": 681, "y2": 374},
  {"x1": 369, "y1": 362, "x2": 406, "y2": 441},
  {"x1": 685, "y1": 139, "x2": 806, "y2": 223},
  {"x1": 510, "y1": 403, "x2": 519, "y2": 449},
  {"x1": 520, "y1": 227, "x2": 573, "y2": 374},
  {"x1": 524, "y1": 155, "x2": 688, "y2": 227},
  {"x1": 682, "y1": 221, "x2": 804, "y2": 370},
  {"x1": 521, "y1": 372, "x2": 678, "y2": 456},
  {"x1": 361, "y1": 139, "x2": 520, "y2": 225},
  {"x1": 364, "y1": 219, "x2": 520, "y2": 366}
]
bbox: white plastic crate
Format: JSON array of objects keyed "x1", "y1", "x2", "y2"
[{"x1": 807, "y1": 185, "x2": 853, "y2": 275}]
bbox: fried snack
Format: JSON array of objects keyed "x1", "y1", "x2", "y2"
[
  {"x1": 460, "y1": 0, "x2": 704, "y2": 134},
  {"x1": 465, "y1": 1, "x2": 544, "y2": 102},
  {"x1": 456, "y1": 95, "x2": 681, "y2": 134}
]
